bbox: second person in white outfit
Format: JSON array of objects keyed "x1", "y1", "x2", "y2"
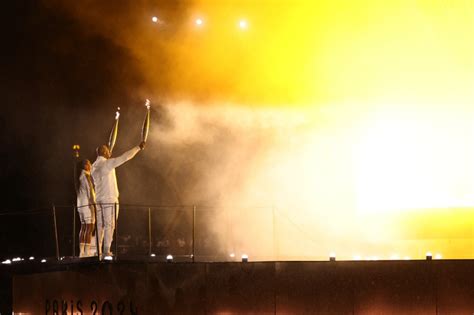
[{"x1": 91, "y1": 141, "x2": 145, "y2": 258}]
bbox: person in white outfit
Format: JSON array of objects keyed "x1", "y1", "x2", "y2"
[
  {"x1": 91, "y1": 142, "x2": 145, "y2": 258},
  {"x1": 76, "y1": 159, "x2": 97, "y2": 257}
]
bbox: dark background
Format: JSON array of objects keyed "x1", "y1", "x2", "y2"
[
  {"x1": 0, "y1": 1, "x2": 161, "y2": 210},
  {"x1": 0, "y1": 0, "x2": 186, "y2": 258}
]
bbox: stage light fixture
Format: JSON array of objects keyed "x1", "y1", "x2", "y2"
[
  {"x1": 329, "y1": 252, "x2": 336, "y2": 262},
  {"x1": 29, "y1": 256, "x2": 35, "y2": 261},
  {"x1": 238, "y1": 19, "x2": 248, "y2": 29},
  {"x1": 434, "y1": 253, "x2": 442, "y2": 260},
  {"x1": 426, "y1": 252, "x2": 432, "y2": 260},
  {"x1": 150, "y1": 253, "x2": 156, "y2": 257},
  {"x1": 12, "y1": 257, "x2": 21, "y2": 262},
  {"x1": 41, "y1": 259, "x2": 47, "y2": 263},
  {"x1": 1, "y1": 259, "x2": 11, "y2": 265},
  {"x1": 241, "y1": 254, "x2": 248, "y2": 262},
  {"x1": 166, "y1": 254, "x2": 173, "y2": 262}
]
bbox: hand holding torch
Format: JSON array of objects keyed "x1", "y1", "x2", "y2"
[{"x1": 141, "y1": 99, "x2": 151, "y2": 144}]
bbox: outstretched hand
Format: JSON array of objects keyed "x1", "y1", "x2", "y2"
[{"x1": 139, "y1": 141, "x2": 146, "y2": 150}]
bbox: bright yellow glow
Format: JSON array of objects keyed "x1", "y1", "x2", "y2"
[
  {"x1": 354, "y1": 106, "x2": 474, "y2": 214},
  {"x1": 54, "y1": 0, "x2": 474, "y2": 260},
  {"x1": 238, "y1": 19, "x2": 248, "y2": 29}
]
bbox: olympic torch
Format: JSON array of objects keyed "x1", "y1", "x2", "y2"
[
  {"x1": 141, "y1": 99, "x2": 151, "y2": 143},
  {"x1": 108, "y1": 107, "x2": 120, "y2": 154}
]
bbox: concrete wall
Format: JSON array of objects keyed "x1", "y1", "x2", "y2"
[{"x1": 12, "y1": 260, "x2": 474, "y2": 314}]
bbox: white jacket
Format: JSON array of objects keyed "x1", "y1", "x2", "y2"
[
  {"x1": 77, "y1": 170, "x2": 96, "y2": 209},
  {"x1": 91, "y1": 146, "x2": 140, "y2": 203}
]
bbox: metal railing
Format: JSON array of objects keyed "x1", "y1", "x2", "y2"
[{"x1": 0, "y1": 203, "x2": 281, "y2": 262}]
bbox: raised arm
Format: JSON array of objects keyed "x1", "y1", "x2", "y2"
[{"x1": 106, "y1": 145, "x2": 143, "y2": 169}]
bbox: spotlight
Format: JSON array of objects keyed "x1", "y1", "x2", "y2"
[
  {"x1": 12, "y1": 257, "x2": 21, "y2": 262},
  {"x1": 1, "y1": 259, "x2": 11, "y2": 265},
  {"x1": 41, "y1": 259, "x2": 47, "y2": 263},
  {"x1": 238, "y1": 19, "x2": 248, "y2": 29},
  {"x1": 426, "y1": 252, "x2": 432, "y2": 260},
  {"x1": 150, "y1": 253, "x2": 156, "y2": 257},
  {"x1": 241, "y1": 254, "x2": 248, "y2": 262},
  {"x1": 166, "y1": 254, "x2": 173, "y2": 263},
  {"x1": 434, "y1": 253, "x2": 442, "y2": 260},
  {"x1": 29, "y1": 256, "x2": 35, "y2": 261},
  {"x1": 329, "y1": 252, "x2": 336, "y2": 262}
]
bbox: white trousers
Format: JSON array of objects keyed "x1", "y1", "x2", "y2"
[{"x1": 96, "y1": 202, "x2": 119, "y2": 255}]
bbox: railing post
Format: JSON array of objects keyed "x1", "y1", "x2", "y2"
[
  {"x1": 148, "y1": 207, "x2": 152, "y2": 256},
  {"x1": 192, "y1": 205, "x2": 196, "y2": 263},
  {"x1": 94, "y1": 203, "x2": 100, "y2": 259},
  {"x1": 52, "y1": 204, "x2": 60, "y2": 261},
  {"x1": 114, "y1": 202, "x2": 118, "y2": 260},
  {"x1": 72, "y1": 204, "x2": 76, "y2": 258}
]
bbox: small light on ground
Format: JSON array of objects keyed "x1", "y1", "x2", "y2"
[{"x1": 426, "y1": 252, "x2": 433, "y2": 260}]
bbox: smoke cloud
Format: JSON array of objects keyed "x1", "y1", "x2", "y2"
[{"x1": 27, "y1": 0, "x2": 474, "y2": 260}]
